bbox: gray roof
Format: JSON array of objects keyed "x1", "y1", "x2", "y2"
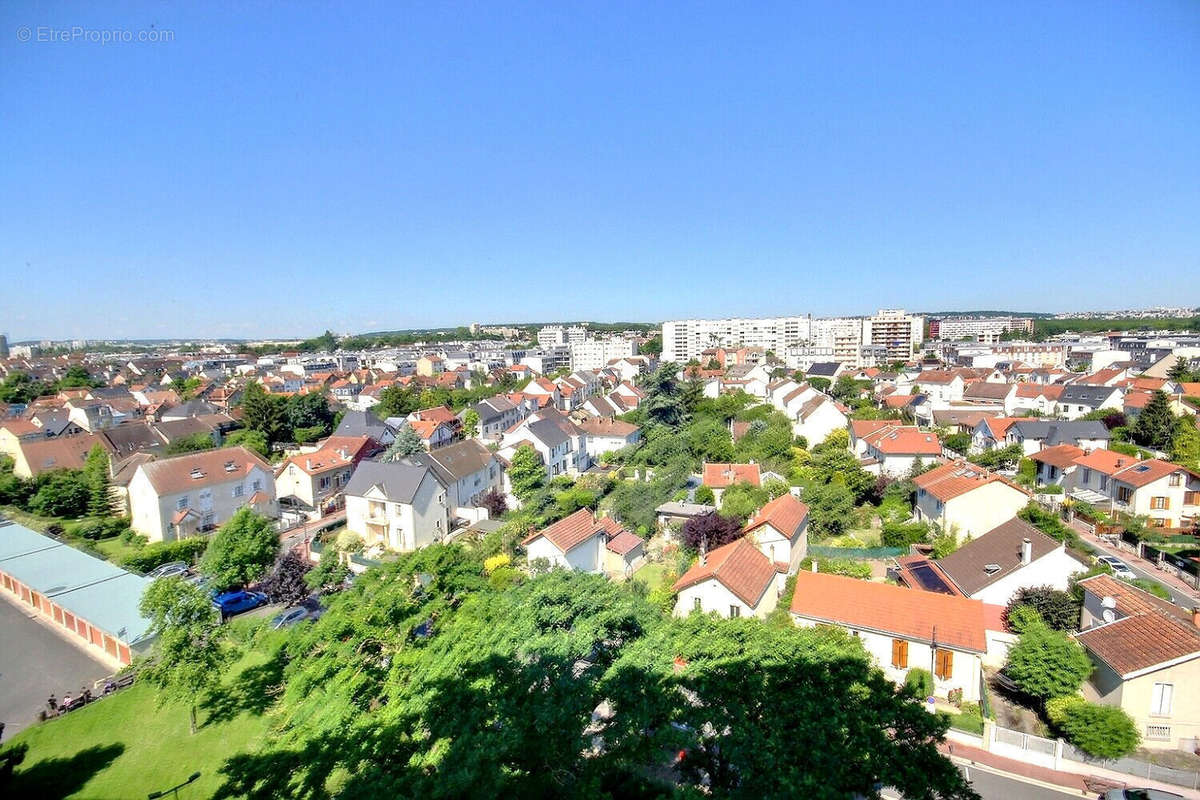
[
  {"x1": 1009, "y1": 420, "x2": 1111, "y2": 445},
  {"x1": 160, "y1": 398, "x2": 219, "y2": 419},
  {"x1": 471, "y1": 395, "x2": 516, "y2": 424},
  {"x1": 335, "y1": 409, "x2": 395, "y2": 440},
  {"x1": 343, "y1": 460, "x2": 441, "y2": 503},
  {"x1": 806, "y1": 362, "x2": 841, "y2": 377},
  {"x1": 935, "y1": 517, "x2": 1063, "y2": 596},
  {"x1": 656, "y1": 502, "x2": 716, "y2": 517},
  {"x1": 101, "y1": 422, "x2": 162, "y2": 455},
  {"x1": 527, "y1": 417, "x2": 571, "y2": 448},
  {"x1": 1058, "y1": 384, "x2": 1118, "y2": 408},
  {"x1": 410, "y1": 439, "x2": 495, "y2": 483}
]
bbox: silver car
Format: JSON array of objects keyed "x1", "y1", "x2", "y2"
[
  {"x1": 146, "y1": 561, "x2": 190, "y2": 580},
  {"x1": 270, "y1": 607, "x2": 310, "y2": 629},
  {"x1": 1097, "y1": 555, "x2": 1137, "y2": 581}
]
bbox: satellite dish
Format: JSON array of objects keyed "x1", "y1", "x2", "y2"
[{"x1": 1102, "y1": 608, "x2": 1116, "y2": 623}]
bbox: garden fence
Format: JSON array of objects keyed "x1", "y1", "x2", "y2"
[{"x1": 1060, "y1": 742, "x2": 1200, "y2": 790}]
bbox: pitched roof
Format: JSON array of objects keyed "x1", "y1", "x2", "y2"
[
  {"x1": 981, "y1": 417, "x2": 1038, "y2": 439},
  {"x1": 1008, "y1": 420, "x2": 1111, "y2": 445},
  {"x1": 789, "y1": 570, "x2": 988, "y2": 653},
  {"x1": 574, "y1": 416, "x2": 640, "y2": 438},
  {"x1": 1072, "y1": 450, "x2": 1197, "y2": 488},
  {"x1": 342, "y1": 460, "x2": 441, "y2": 504},
  {"x1": 17, "y1": 433, "x2": 114, "y2": 476},
  {"x1": 963, "y1": 382, "x2": 1013, "y2": 401},
  {"x1": 702, "y1": 462, "x2": 762, "y2": 488},
  {"x1": 1029, "y1": 444, "x2": 1085, "y2": 469},
  {"x1": 850, "y1": 419, "x2": 897, "y2": 439},
  {"x1": 1075, "y1": 574, "x2": 1200, "y2": 677},
  {"x1": 913, "y1": 459, "x2": 1029, "y2": 502},
  {"x1": 137, "y1": 446, "x2": 271, "y2": 495},
  {"x1": 597, "y1": 516, "x2": 644, "y2": 555},
  {"x1": 744, "y1": 493, "x2": 808, "y2": 539},
  {"x1": 522, "y1": 508, "x2": 605, "y2": 553},
  {"x1": 410, "y1": 439, "x2": 495, "y2": 483},
  {"x1": 672, "y1": 537, "x2": 778, "y2": 607},
  {"x1": 935, "y1": 518, "x2": 1065, "y2": 596},
  {"x1": 862, "y1": 425, "x2": 942, "y2": 456},
  {"x1": 278, "y1": 440, "x2": 364, "y2": 476}
]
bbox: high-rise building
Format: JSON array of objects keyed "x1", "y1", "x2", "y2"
[
  {"x1": 569, "y1": 338, "x2": 638, "y2": 370},
  {"x1": 861, "y1": 309, "x2": 923, "y2": 362},
  {"x1": 0, "y1": 334, "x2": 8, "y2": 359},
  {"x1": 929, "y1": 316, "x2": 1034, "y2": 344},
  {"x1": 660, "y1": 317, "x2": 811, "y2": 363}
]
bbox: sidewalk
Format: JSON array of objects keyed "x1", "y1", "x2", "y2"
[
  {"x1": 1070, "y1": 519, "x2": 1200, "y2": 604},
  {"x1": 939, "y1": 740, "x2": 1089, "y2": 794}
]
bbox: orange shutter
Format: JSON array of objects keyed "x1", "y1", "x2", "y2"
[
  {"x1": 891, "y1": 639, "x2": 909, "y2": 669},
  {"x1": 935, "y1": 649, "x2": 954, "y2": 680}
]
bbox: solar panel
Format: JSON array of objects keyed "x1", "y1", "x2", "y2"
[{"x1": 910, "y1": 563, "x2": 955, "y2": 594}]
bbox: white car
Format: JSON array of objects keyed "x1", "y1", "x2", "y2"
[{"x1": 1097, "y1": 555, "x2": 1137, "y2": 581}]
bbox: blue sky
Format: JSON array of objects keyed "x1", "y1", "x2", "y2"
[{"x1": 2, "y1": 1, "x2": 1198, "y2": 340}]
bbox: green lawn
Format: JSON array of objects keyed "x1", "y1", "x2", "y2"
[
  {"x1": 2, "y1": 640, "x2": 279, "y2": 799},
  {"x1": 633, "y1": 562, "x2": 673, "y2": 592},
  {"x1": 91, "y1": 537, "x2": 143, "y2": 564}
]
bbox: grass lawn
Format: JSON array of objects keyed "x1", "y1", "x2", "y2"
[
  {"x1": 0, "y1": 504, "x2": 65, "y2": 532},
  {"x1": 3, "y1": 640, "x2": 279, "y2": 799},
  {"x1": 633, "y1": 562, "x2": 673, "y2": 592},
  {"x1": 91, "y1": 537, "x2": 143, "y2": 564}
]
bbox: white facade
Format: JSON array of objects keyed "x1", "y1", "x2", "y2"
[
  {"x1": 525, "y1": 531, "x2": 606, "y2": 573},
  {"x1": 675, "y1": 575, "x2": 783, "y2": 619},
  {"x1": 344, "y1": 474, "x2": 449, "y2": 552},
  {"x1": 569, "y1": 338, "x2": 638, "y2": 371},
  {"x1": 914, "y1": 482, "x2": 1031, "y2": 543},
  {"x1": 862, "y1": 309, "x2": 924, "y2": 362},
  {"x1": 128, "y1": 464, "x2": 277, "y2": 543},
  {"x1": 968, "y1": 548, "x2": 1085, "y2": 606},
  {"x1": 661, "y1": 316, "x2": 812, "y2": 363}
]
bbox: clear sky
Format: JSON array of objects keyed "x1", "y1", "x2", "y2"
[{"x1": 2, "y1": 1, "x2": 1198, "y2": 341}]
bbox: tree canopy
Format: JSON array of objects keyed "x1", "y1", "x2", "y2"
[{"x1": 200, "y1": 508, "x2": 280, "y2": 590}]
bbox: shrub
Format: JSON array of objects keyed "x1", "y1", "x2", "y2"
[
  {"x1": 1005, "y1": 612, "x2": 1093, "y2": 700},
  {"x1": 800, "y1": 557, "x2": 872, "y2": 580},
  {"x1": 881, "y1": 520, "x2": 930, "y2": 549},
  {"x1": 1046, "y1": 696, "x2": 1140, "y2": 759},
  {"x1": 484, "y1": 553, "x2": 511, "y2": 575},
  {"x1": 120, "y1": 537, "x2": 210, "y2": 573},
  {"x1": 905, "y1": 668, "x2": 934, "y2": 699},
  {"x1": 1005, "y1": 586, "x2": 1079, "y2": 632},
  {"x1": 693, "y1": 486, "x2": 715, "y2": 505}
]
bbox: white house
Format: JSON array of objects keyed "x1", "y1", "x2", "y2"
[
  {"x1": 410, "y1": 439, "x2": 504, "y2": 515},
  {"x1": 790, "y1": 570, "x2": 996, "y2": 702},
  {"x1": 790, "y1": 394, "x2": 848, "y2": 446},
  {"x1": 128, "y1": 447, "x2": 277, "y2": 543},
  {"x1": 902, "y1": 517, "x2": 1085, "y2": 606},
  {"x1": 499, "y1": 408, "x2": 590, "y2": 480},
  {"x1": 522, "y1": 508, "x2": 608, "y2": 573},
  {"x1": 1066, "y1": 450, "x2": 1200, "y2": 529},
  {"x1": 913, "y1": 460, "x2": 1031, "y2": 543},
  {"x1": 742, "y1": 493, "x2": 809, "y2": 574},
  {"x1": 343, "y1": 460, "x2": 449, "y2": 553},
  {"x1": 859, "y1": 425, "x2": 943, "y2": 478},
  {"x1": 672, "y1": 537, "x2": 787, "y2": 619},
  {"x1": 1004, "y1": 420, "x2": 1111, "y2": 456},
  {"x1": 574, "y1": 416, "x2": 642, "y2": 460}
]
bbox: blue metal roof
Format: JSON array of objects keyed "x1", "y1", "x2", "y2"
[{"x1": 0, "y1": 520, "x2": 154, "y2": 644}]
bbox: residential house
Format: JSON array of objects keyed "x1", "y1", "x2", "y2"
[
  {"x1": 789, "y1": 570, "x2": 998, "y2": 702},
  {"x1": 1056, "y1": 384, "x2": 1124, "y2": 420},
  {"x1": 860, "y1": 425, "x2": 943, "y2": 478},
  {"x1": 848, "y1": 419, "x2": 899, "y2": 458},
  {"x1": 655, "y1": 501, "x2": 717, "y2": 536},
  {"x1": 672, "y1": 537, "x2": 787, "y2": 619},
  {"x1": 410, "y1": 438, "x2": 504, "y2": 515},
  {"x1": 1076, "y1": 574, "x2": 1200, "y2": 749},
  {"x1": 522, "y1": 508, "x2": 609, "y2": 573},
  {"x1": 6, "y1": 433, "x2": 115, "y2": 479},
  {"x1": 913, "y1": 460, "x2": 1031, "y2": 543},
  {"x1": 898, "y1": 517, "x2": 1083, "y2": 605},
  {"x1": 274, "y1": 436, "x2": 373, "y2": 513},
  {"x1": 1029, "y1": 444, "x2": 1086, "y2": 487},
  {"x1": 334, "y1": 409, "x2": 397, "y2": 446},
  {"x1": 969, "y1": 417, "x2": 1036, "y2": 453},
  {"x1": 499, "y1": 408, "x2": 590, "y2": 480},
  {"x1": 597, "y1": 516, "x2": 645, "y2": 577},
  {"x1": 343, "y1": 460, "x2": 449, "y2": 553},
  {"x1": 960, "y1": 381, "x2": 1017, "y2": 413},
  {"x1": 128, "y1": 447, "x2": 276, "y2": 543},
  {"x1": 701, "y1": 462, "x2": 762, "y2": 505},
  {"x1": 742, "y1": 492, "x2": 809, "y2": 573},
  {"x1": 574, "y1": 416, "x2": 642, "y2": 460},
  {"x1": 909, "y1": 371, "x2": 965, "y2": 406},
  {"x1": 1005, "y1": 420, "x2": 1111, "y2": 457},
  {"x1": 466, "y1": 395, "x2": 524, "y2": 440},
  {"x1": 1067, "y1": 450, "x2": 1200, "y2": 529},
  {"x1": 1011, "y1": 383, "x2": 1065, "y2": 416}
]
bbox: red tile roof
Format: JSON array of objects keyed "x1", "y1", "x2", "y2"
[
  {"x1": 744, "y1": 493, "x2": 808, "y2": 539},
  {"x1": 702, "y1": 462, "x2": 762, "y2": 488},
  {"x1": 790, "y1": 571, "x2": 988, "y2": 652},
  {"x1": 672, "y1": 537, "x2": 778, "y2": 607},
  {"x1": 913, "y1": 459, "x2": 1029, "y2": 502},
  {"x1": 1075, "y1": 575, "x2": 1200, "y2": 677},
  {"x1": 1072, "y1": 449, "x2": 1197, "y2": 488},
  {"x1": 862, "y1": 426, "x2": 942, "y2": 456},
  {"x1": 1029, "y1": 444, "x2": 1085, "y2": 469},
  {"x1": 522, "y1": 508, "x2": 604, "y2": 553}
]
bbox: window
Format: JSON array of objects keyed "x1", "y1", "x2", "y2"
[
  {"x1": 1151, "y1": 683, "x2": 1173, "y2": 716},
  {"x1": 177, "y1": 496, "x2": 188, "y2": 510},
  {"x1": 1170, "y1": 473, "x2": 1183, "y2": 487},
  {"x1": 729, "y1": 605, "x2": 741, "y2": 618},
  {"x1": 252, "y1": 479, "x2": 262, "y2": 491},
  {"x1": 1099, "y1": 475, "x2": 1108, "y2": 491},
  {"x1": 934, "y1": 649, "x2": 954, "y2": 680},
  {"x1": 693, "y1": 597, "x2": 702, "y2": 612},
  {"x1": 891, "y1": 639, "x2": 908, "y2": 669},
  {"x1": 1082, "y1": 468, "x2": 1092, "y2": 485},
  {"x1": 1186, "y1": 492, "x2": 1200, "y2": 507},
  {"x1": 1150, "y1": 496, "x2": 1170, "y2": 510},
  {"x1": 232, "y1": 485, "x2": 244, "y2": 498},
  {"x1": 1117, "y1": 486, "x2": 1133, "y2": 503},
  {"x1": 319, "y1": 476, "x2": 331, "y2": 490}
]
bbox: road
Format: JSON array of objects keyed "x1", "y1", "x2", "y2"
[
  {"x1": 0, "y1": 595, "x2": 109, "y2": 738},
  {"x1": 883, "y1": 763, "x2": 1086, "y2": 800},
  {"x1": 1081, "y1": 529, "x2": 1199, "y2": 607}
]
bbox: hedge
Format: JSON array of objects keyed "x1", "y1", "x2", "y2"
[
  {"x1": 119, "y1": 537, "x2": 210, "y2": 573},
  {"x1": 1046, "y1": 696, "x2": 1140, "y2": 759}
]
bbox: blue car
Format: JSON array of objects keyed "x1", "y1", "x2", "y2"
[{"x1": 212, "y1": 590, "x2": 268, "y2": 617}]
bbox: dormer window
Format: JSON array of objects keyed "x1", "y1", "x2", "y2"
[{"x1": 983, "y1": 563, "x2": 1001, "y2": 575}]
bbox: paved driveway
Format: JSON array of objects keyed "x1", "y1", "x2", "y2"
[{"x1": 0, "y1": 596, "x2": 109, "y2": 738}]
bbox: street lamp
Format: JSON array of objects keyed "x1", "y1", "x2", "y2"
[{"x1": 147, "y1": 771, "x2": 201, "y2": 799}]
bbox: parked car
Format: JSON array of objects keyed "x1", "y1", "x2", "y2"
[
  {"x1": 212, "y1": 590, "x2": 268, "y2": 617},
  {"x1": 146, "y1": 561, "x2": 190, "y2": 580},
  {"x1": 270, "y1": 607, "x2": 310, "y2": 629},
  {"x1": 1102, "y1": 789, "x2": 1184, "y2": 800},
  {"x1": 1097, "y1": 555, "x2": 1137, "y2": 580}
]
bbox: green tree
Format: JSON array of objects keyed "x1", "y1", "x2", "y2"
[
  {"x1": 199, "y1": 508, "x2": 280, "y2": 590},
  {"x1": 1170, "y1": 416, "x2": 1200, "y2": 470},
  {"x1": 943, "y1": 432, "x2": 971, "y2": 456},
  {"x1": 376, "y1": 385, "x2": 421, "y2": 418},
  {"x1": 56, "y1": 364, "x2": 99, "y2": 389},
  {"x1": 1004, "y1": 610, "x2": 1093, "y2": 700},
  {"x1": 1005, "y1": 586, "x2": 1079, "y2": 632},
  {"x1": 83, "y1": 444, "x2": 112, "y2": 516},
  {"x1": 224, "y1": 428, "x2": 270, "y2": 458},
  {"x1": 462, "y1": 409, "x2": 480, "y2": 438},
  {"x1": 1167, "y1": 356, "x2": 1197, "y2": 382},
  {"x1": 640, "y1": 363, "x2": 686, "y2": 428},
  {"x1": 304, "y1": 539, "x2": 350, "y2": 591},
  {"x1": 508, "y1": 444, "x2": 545, "y2": 500},
  {"x1": 382, "y1": 424, "x2": 425, "y2": 461},
  {"x1": 240, "y1": 381, "x2": 288, "y2": 444},
  {"x1": 719, "y1": 481, "x2": 769, "y2": 522},
  {"x1": 27, "y1": 470, "x2": 91, "y2": 518},
  {"x1": 1129, "y1": 390, "x2": 1177, "y2": 450},
  {"x1": 693, "y1": 485, "x2": 716, "y2": 505},
  {"x1": 0, "y1": 371, "x2": 50, "y2": 403},
  {"x1": 804, "y1": 479, "x2": 856, "y2": 538},
  {"x1": 285, "y1": 392, "x2": 334, "y2": 437},
  {"x1": 1046, "y1": 696, "x2": 1140, "y2": 759},
  {"x1": 139, "y1": 577, "x2": 231, "y2": 734},
  {"x1": 165, "y1": 432, "x2": 216, "y2": 454}
]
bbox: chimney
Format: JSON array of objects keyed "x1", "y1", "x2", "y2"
[
  {"x1": 305, "y1": 459, "x2": 311, "y2": 470},
  {"x1": 811, "y1": 560, "x2": 818, "y2": 573},
  {"x1": 1193, "y1": 607, "x2": 1200, "y2": 629},
  {"x1": 699, "y1": 535, "x2": 707, "y2": 567},
  {"x1": 1116, "y1": 458, "x2": 1124, "y2": 467},
  {"x1": 1021, "y1": 538, "x2": 1032, "y2": 566}
]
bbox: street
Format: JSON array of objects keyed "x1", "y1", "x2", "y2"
[
  {"x1": 0, "y1": 595, "x2": 110, "y2": 738},
  {"x1": 1078, "y1": 527, "x2": 1199, "y2": 608},
  {"x1": 883, "y1": 763, "x2": 1087, "y2": 800}
]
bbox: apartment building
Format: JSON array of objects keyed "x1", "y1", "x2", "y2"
[
  {"x1": 569, "y1": 337, "x2": 638, "y2": 370},
  {"x1": 930, "y1": 316, "x2": 1035, "y2": 343},
  {"x1": 661, "y1": 316, "x2": 812, "y2": 363},
  {"x1": 861, "y1": 309, "x2": 924, "y2": 362}
]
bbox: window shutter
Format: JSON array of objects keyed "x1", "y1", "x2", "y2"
[
  {"x1": 891, "y1": 639, "x2": 908, "y2": 669},
  {"x1": 935, "y1": 649, "x2": 953, "y2": 680}
]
